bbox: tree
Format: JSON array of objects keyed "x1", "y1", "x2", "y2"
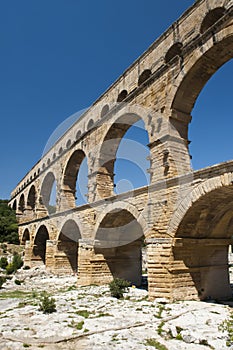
[{"x1": 0, "y1": 200, "x2": 19, "y2": 244}]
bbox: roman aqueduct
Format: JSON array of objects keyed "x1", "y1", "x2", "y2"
[{"x1": 9, "y1": 0, "x2": 233, "y2": 301}]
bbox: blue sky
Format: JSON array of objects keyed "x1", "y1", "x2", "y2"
[{"x1": 0, "y1": 0, "x2": 232, "y2": 200}]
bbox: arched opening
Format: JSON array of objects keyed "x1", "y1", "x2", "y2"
[
  {"x1": 117, "y1": 90, "x2": 128, "y2": 102},
  {"x1": 94, "y1": 209, "x2": 145, "y2": 286},
  {"x1": 189, "y1": 60, "x2": 233, "y2": 169},
  {"x1": 55, "y1": 220, "x2": 81, "y2": 274},
  {"x1": 22, "y1": 228, "x2": 30, "y2": 245},
  {"x1": 173, "y1": 186, "x2": 233, "y2": 301},
  {"x1": 27, "y1": 185, "x2": 36, "y2": 211},
  {"x1": 101, "y1": 104, "x2": 110, "y2": 118},
  {"x1": 165, "y1": 42, "x2": 183, "y2": 64},
  {"x1": 171, "y1": 34, "x2": 233, "y2": 170},
  {"x1": 87, "y1": 119, "x2": 94, "y2": 131},
  {"x1": 40, "y1": 172, "x2": 57, "y2": 214},
  {"x1": 12, "y1": 200, "x2": 17, "y2": 211},
  {"x1": 18, "y1": 194, "x2": 25, "y2": 213},
  {"x1": 33, "y1": 225, "x2": 49, "y2": 265},
  {"x1": 97, "y1": 114, "x2": 150, "y2": 198},
  {"x1": 138, "y1": 69, "x2": 152, "y2": 86},
  {"x1": 63, "y1": 150, "x2": 88, "y2": 208},
  {"x1": 200, "y1": 7, "x2": 225, "y2": 34}
]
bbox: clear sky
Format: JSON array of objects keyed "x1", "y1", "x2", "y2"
[{"x1": 0, "y1": 0, "x2": 232, "y2": 200}]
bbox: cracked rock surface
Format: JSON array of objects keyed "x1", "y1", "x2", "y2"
[{"x1": 0, "y1": 266, "x2": 232, "y2": 350}]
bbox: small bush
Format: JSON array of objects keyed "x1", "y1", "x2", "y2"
[
  {"x1": 0, "y1": 276, "x2": 6, "y2": 288},
  {"x1": 5, "y1": 253, "x2": 23, "y2": 275},
  {"x1": 0, "y1": 257, "x2": 8, "y2": 269},
  {"x1": 39, "y1": 294, "x2": 56, "y2": 314},
  {"x1": 109, "y1": 278, "x2": 130, "y2": 299},
  {"x1": 145, "y1": 338, "x2": 168, "y2": 349}
]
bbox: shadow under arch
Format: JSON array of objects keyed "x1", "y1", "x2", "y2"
[
  {"x1": 55, "y1": 219, "x2": 81, "y2": 274},
  {"x1": 22, "y1": 228, "x2": 30, "y2": 245},
  {"x1": 32, "y1": 225, "x2": 49, "y2": 265},
  {"x1": 94, "y1": 208, "x2": 145, "y2": 286},
  {"x1": 27, "y1": 185, "x2": 36, "y2": 211},
  {"x1": 172, "y1": 184, "x2": 233, "y2": 301}
]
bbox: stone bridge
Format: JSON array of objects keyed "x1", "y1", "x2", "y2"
[{"x1": 9, "y1": 0, "x2": 233, "y2": 301}]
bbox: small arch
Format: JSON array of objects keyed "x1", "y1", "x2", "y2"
[
  {"x1": 27, "y1": 185, "x2": 36, "y2": 210},
  {"x1": 42, "y1": 163, "x2": 46, "y2": 170},
  {"x1": 22, "y1": 228, "x2": 30, "y2": 245},
  {"x1": 66, "y1": 139, "x2": 71, "y2": 148},
  {"x1": 76, "y1": 130, "x2": 81, "y2": 140},
  {"x1": 33, "y1": 225, "x2": 49, "y2": 264},
  {"x1": 53, "y1": 153, "x2": 56, "y2": 160},
  {"x1": 117, "y1": 90, "x2": 128, "y2": 102},
  {"x1": 18, "y1": 194, "x2": 25, "y2": 213},
  {"x1": 200, "y1": 7, "x2": 225, "y2": 34},
  {"x1": 59, "y1": 147, "x2": 63, "y2": 155},
  {"x1": 101, "y1": 104, "x2": 110, "y2": 118},
  {"x1": 138, "y1": 69, "x2": 152, "y2": 86},
  {"x1": 87, "y1": 119, "x2": 94, "y2": 131},
  {"x1": 12, "y1": 200, "x2": 17, "y2": 211},
  {"x1": 47, "y1": 158, "x2": 51, "y2": 166},
  {"x1": 165, "y1": 42, "x2": 183, "y2": 64}
]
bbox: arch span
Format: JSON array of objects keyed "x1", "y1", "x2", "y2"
[
  {"x1": 32, "y1": 225, "x2": 49, "y2": 265},
  {"x1": 96, "y1": 105, "x2": 151, "y2": 199},
  {"x1": 55, "y1": 219, "x2": 81, "y2": 274},
  {"x1": 170, "y1": 179, "x2": 233, "y2": 301},
  {"x1": 22, "y1": 228, "x2": 30, "y2": 245},
  {"x1": 94, "y1": 207, "x2": 145, "y2": 286},
  {"x1": 62, "y1": 149, "x2": 87, "y2": 208},
  {"x1": 171, "y1": 27, "x2": 233, "y2": 117},
  {"x1": 27, "y1": 185, "x2": 36, "y2": 211},
  {"x1": 40, "y1": 172, "x2": 57, "y2": 214}
]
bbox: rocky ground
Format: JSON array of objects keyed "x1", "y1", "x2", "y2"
[{"x1": 0, "y1": 267, "x2": 233, "y2": 350}]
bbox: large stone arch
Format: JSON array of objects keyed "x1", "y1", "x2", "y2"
[
  {"x1": 168, "y1": 172, "x2": 233, "y2": 236},
  {"x1": 18, "y1": 194, "x2": 25, "y2": 213},
  {"x1": 27, "y1": 185, "x2": 36, "y2": 211},
  {"x1": 40, "y1": 172, "x2": 57, "y2": 213},
  {"x1": 94, "y1": 201, "x2": 148, "y2": 238},
  {"x1": 170, "y1": 22, "x2": 233, "y2": 119},
  {"x1": 61, "y1": 149, "x2": 87, "y2": 209},
  {"x1": 169, "y1": 174, "x2": 233, "y2": 301},
  {"x1": 94, "y1": 205, "x2": 146, "y2": 286},
  {"x1": 95, "y1": 104, "x2": 152, "y2": 198},
  {"x1": 32, "y1": 225, "x2": 49, "y2": 265},
  {"x1": 54, "y1": 219, "x2": 81, "y2": 274},
  {"x1": 22, "y1": 228, "x2": 30, "y2": 245}
]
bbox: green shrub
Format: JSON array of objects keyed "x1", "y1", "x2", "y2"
[
  {"x1": 0, "y1": 276, "x2": 6, "y2": 288},
  {"x1": 39, "y1": 294, "x2": 56, "y2": 314},
  {"x1": 109, "y1": 278, "x2": 130, "y2": 299},
  {"x1": 0, "y1": 257, "x2": 8, "y2": 269},
  {"x1": 145, "y1": 338, "x2": 168, "y2": 349},
  {"x1": 5, "y1": 253, "x2": 23, "y2": 275},
  {"x1": 6, "y1": 263, "x2": 15, "y2": 275}
]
